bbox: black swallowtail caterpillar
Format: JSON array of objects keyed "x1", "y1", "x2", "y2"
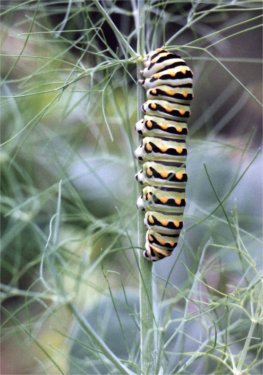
[{"x1": 135, "y1": 47, "x2": 193, "y2": 262}]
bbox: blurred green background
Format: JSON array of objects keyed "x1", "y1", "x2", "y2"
[{"x1": 1, "y1": 1, "x2": 262, "y2": 374}]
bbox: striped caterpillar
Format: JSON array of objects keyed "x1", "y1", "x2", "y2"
[{"x1": 135, "y1": 48, "x2": 193, "y2": 262}]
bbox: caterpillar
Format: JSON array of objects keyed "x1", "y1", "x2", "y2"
[{"x1": 135, "y1": 47, "x2": 193, "y2": 262}]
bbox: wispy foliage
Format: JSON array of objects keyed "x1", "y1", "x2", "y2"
[{"x1": 0, "y1": 1, "x2": 262, "y2": 374}]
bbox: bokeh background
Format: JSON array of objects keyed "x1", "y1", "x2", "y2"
[{"x1": 1, "y1": 1, "x2": 262, "y2": 374}]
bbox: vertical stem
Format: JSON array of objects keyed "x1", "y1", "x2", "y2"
[{"x1": 136, "y1": 1, "x2": 154, "y2": 374}]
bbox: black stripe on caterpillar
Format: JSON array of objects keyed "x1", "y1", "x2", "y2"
[{"x1": 135, "y1": 47, "x2": 193, "y2": 262}]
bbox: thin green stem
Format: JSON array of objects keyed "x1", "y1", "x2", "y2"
[
  {"x1": 93, "y1": 0, "x2": 137, "y2": 58},
  {"x1": 205, "y1": 49, "x2": 262, "y2": 107},
  {"x1": 68, "y1": 303, "x2": 135, "y2": 375},
  {"x1": 236, "y1": 284, "x2": 263, "y2": 373},
  {"x1": 136, "y1": 1, "x2": 155, "y2": 374}
]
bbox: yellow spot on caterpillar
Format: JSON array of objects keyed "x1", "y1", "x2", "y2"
[
  {"x1": 151, "y1": 89, "x2": 157, "y2": 94},
  {"x1": 179, "y1": 109, "x2": 186, "y2": 115},
  {"x1": 159, "y1": 145, "x2": 168, "y2": 152},
  {"x1": 181, "y1": 68, "x2": 187, "y2": 74},
  {"x1": 148, "y1": 215, "x2": 154, "y2": 224},
  {"x1": 159, "y1": 197, "x2": 168, "y2": 204},
  {"x1": 146, "y1": 120, "x2": 153, "y2": 128},
  {"x1": 146, "y1": 168, "x2": 153, "y2": 176},
  {"x1": 176, "y1": 171, "x2": 184, "y2": 180},
  {"x1": 182, "y1": 91, "x2": 188, "y2": 97},
  {"x1": 175, "y1": 198, "x2": 181, "y2": 205},
  {"x1": 174, "y1": 220, "x2": 180, "y2": 227},
  {"x1": 160, "y1": 123, "x2": 168, "y2": 130},
  {"x1": 158, "y1": 238, "x2": 167, "y2": 246},
  {"x1": 161, "y1": 220, "x2": 168, "y2": 226},
  {"x1": 150, "y1": 103, "x2": 157, "y2": 109},
  {"x1": 176, "y1": 146, "x2": 183, "y2": 154},
  {"x1": 176, "y1": 126, "x2": 183, "y2": 132},
  {"x1": 165, "y1": 106, "x2": 173, "y2": 113},
  {"x1": 164, "y1": 238, "x2": 175, "y2": 247},
  {"x1": 146, "y1": 143, "x2": 153, "y2": 151},
  {"x1": 148, "y1": 235, "x2": 154, "y2": 241},
  {"x1": 160, "y1": 171, "x2": 168, "y2": 178},
  {"x1": 166, "y1": 89, "x2": 175, "y2": 95}
]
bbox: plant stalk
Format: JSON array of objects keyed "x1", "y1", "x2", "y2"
[
  {"x1": 136, "y1": 1, "x2": 154, "y2": 374},
  {"x1": 68, "y1": 303, "x2": 134, "y2": 375}
]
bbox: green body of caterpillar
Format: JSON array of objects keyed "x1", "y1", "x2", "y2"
[{"x1": 135, "y1": 48, "x2": 193, "y2": 261}]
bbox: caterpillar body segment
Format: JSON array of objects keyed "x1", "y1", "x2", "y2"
[
  {"x1": 144, "y1": 211, "x2": 183, "y2": 234},
  {"x1": 135, "y1": 47, "x2": 193, "y2": 261},
  {"x1": 137, "y1": 186, "x2": 186, "y2": 213},
  {"x1": 134, "y1": 137, "x2": 187, "y2": 162},
  {"x1": 144, "y1": 241, "x2": 172, "y2": 261},
  {"x1": 141, "y1": 65, "x2": 193, "y2": 90},
  {"x1": 146, "y1": 86, "x2": 193, "y2": 104},
  {"x1": 145, "y1": 229, "x2": 179, "y2": 261},
  {"x1": 136, "y1": 162, "x2": 187, "y2": 187},
  {"x1": 146, "y1": 229, "x2": 178, "y2": 249},
  {"x1": 135, "y1": 115, "x2": 188, "y2": 138},
  {"x1": 142, "y1": 57, "x2": 187, "y2": 78},
  {"x1": 142, "y1": 99, "x2": 191, "y2": 120}
]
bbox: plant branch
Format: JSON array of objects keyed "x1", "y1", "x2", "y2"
[
  {"x1": 136, "y1": 1, "x2": 155, "y2": 374},
  {"x1": 68, "y1": 303, "x2": 135, "y2": 375},
  {"x1": 93, "y1": 0, "x2": 137, "y2": 58}
]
